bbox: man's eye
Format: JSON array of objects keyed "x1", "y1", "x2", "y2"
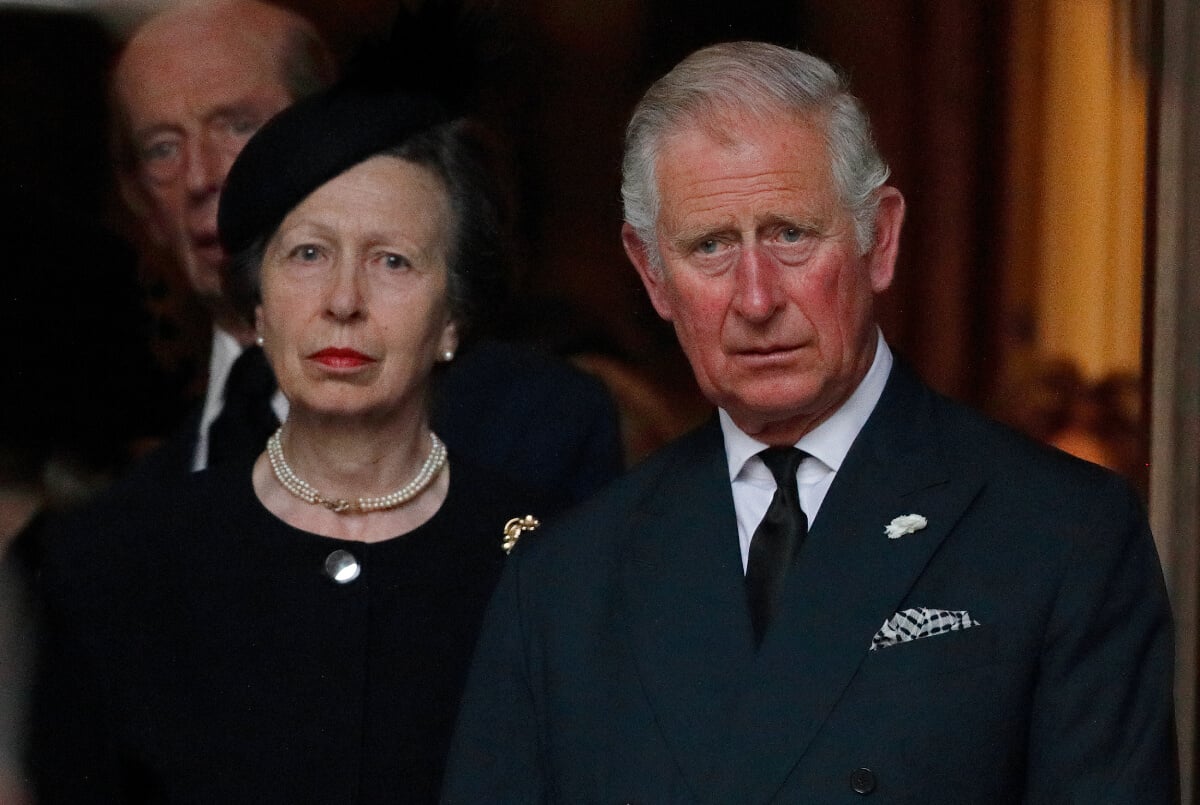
[
  {"x1": 381, "y1": 253, "x2": 411, "y2": 270},
  {"x1": 228, "y1": 117, "x2": 260, "y2": 136},
  {"x1": 781, "y1": 227, "x2": 802, "y2": 243},
  {"x1": 697, "y1": 239, "x2": 719, "y2": 255},
  {"x1": 141, "y1": 140, "x2": 178, "y2": 163}
]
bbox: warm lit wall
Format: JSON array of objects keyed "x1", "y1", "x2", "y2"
[{"x1": 1002, "y1": 0, "x2": 1147, "y2": 382}]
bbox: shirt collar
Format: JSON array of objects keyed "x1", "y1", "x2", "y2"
[
  {"x1": 720, "y1": 329, "x2": 893, "y2": 481},
  {"x1": 208, "y1": 326, "x2": 244, "y2": 401}
]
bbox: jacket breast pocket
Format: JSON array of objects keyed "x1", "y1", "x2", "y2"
[{"x1": 857, "y1": 623, "x2": 1004, "y2": 683}]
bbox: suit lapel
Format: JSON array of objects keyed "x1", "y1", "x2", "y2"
[
  {"x1": 620, "y1": 420, "x2": 758, "y2": 802},
  {"x1": 713, "y1": 363, "x2": 987, "y2": 803}
]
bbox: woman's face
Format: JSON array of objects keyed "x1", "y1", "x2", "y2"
[{"x1": 255, "y1": 155, "x2": 458, "y2": 424}]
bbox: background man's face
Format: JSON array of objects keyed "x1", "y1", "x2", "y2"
[
  {"x1": 628, "y1": 111, "x2": 898, "y2": 439},
  {"x1": 115, "y1": 19, "x2": 293, "y2": 301}
]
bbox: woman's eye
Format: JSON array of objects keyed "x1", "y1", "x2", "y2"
[{"x1": 289, "y1": 245, "x2": 321, "y2": 262}]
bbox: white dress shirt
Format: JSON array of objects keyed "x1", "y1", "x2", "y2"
[
  {"x1": 192, "y1": 328, "x2": 289, "y2": 472},
  {"x1": 720, "y1": 329, "x2": 893, "y2": 571}
]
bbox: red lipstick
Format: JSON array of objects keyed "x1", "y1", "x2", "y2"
[{"x1": 309, "y1": 347, "x2": 375, "y2": 369}]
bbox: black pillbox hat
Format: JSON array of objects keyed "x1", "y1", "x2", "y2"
[{"x1": 219, "y1": 85, "x2": 448, "y2": 256}]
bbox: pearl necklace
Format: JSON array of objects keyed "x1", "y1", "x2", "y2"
[{"x1": 266, "y1": 427, "x2": 447, "y2": 514}]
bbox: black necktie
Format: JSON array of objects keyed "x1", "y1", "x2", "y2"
[
  {"x1": 207, "y1": 345, "x2": 279, "y2": 468},
  {"x1": 745, "y1": 446, "x2": 808, "y2": 646}
]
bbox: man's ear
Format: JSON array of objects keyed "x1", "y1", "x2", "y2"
[
  {"x1": 865, "y1": 186, "x2": 905, "y2": 294},
  {"x1": 621, "y1": 222, "x2": 674, "y2": 322}
]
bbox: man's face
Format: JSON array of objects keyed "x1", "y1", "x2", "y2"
[
  {"x1": 624, "y1": 111, "x2": 904, "y2": 442},
  {"x1": 115, "y1": 18, "x2": 294, "y2": 301}
]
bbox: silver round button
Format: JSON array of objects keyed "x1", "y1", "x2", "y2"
[{"x1": 324, "y1": 550, "x2": 360, "y2": 584}]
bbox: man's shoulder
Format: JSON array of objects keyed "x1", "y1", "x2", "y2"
[
  {"x1": 441, "y1": 339, "x2": 614, "y2": 410},
  {"x1": 513, "y1": 421, "x2": 720, "y2": 557},
  {"x1": 883, "y1": 362, "x2": 1122, "y2": 492},
  {"x1": 924, "y1": 382, "x2": 1122, "y2": 493},
  {"x1": 880, "y1": 375, "x2": 1148, "y2": 566}
]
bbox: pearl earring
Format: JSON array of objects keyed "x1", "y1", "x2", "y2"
[
  {"x1": 442, "y1": 350, "x2": 455, "y2": 362},
  {"x1": 256, "y1": 335, "x2": 265, "y2": 347}
]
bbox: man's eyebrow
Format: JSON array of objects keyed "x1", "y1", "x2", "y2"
[
  {"x1": 131, "y1": 122, "x2": 180, "y2": 144},
  {"x1": 205, "y1": 101, "x2": 268, "y2": 122}
]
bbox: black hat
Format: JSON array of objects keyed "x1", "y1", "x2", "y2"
[{"x1": 219, "y1": 85, "x2": 448, "y2": 256}]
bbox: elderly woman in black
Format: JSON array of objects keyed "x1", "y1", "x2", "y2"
[{"x1": 32, "y1": 86, "x2": 546, "y2": 804}]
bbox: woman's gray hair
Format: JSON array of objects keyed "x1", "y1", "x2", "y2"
[{"x1": 621, "y1": 41, "x2": 890, "y2": 266}]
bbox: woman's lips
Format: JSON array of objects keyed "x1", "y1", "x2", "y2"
[{"x1": 308, "y1": 347, "x2": 376, "y2": 369}]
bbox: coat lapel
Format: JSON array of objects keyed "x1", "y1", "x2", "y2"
[
  {"x1": 712, "y1": 363, "x2": 987, "y2": 803},
  {"x1": 620, "y1": 420, "x2": 759, "y2": 802}
]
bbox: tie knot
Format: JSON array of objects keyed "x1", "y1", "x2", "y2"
[
  {"x1": 758, "y1": 446, "x2": 805, "y2": 487},
  {"x1": 208, "y1": 344, "x2": 279, "y2": 468}
]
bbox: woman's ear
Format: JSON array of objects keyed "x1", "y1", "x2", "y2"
[{"x1": 439, "y1": 318, "x2": 460, "y2": 361}]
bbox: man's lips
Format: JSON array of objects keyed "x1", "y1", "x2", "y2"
[
  {"x1": 190, "y1": 232, "x2": 225, "y2": 258},
  {"x1": 308, "y1": 347, "x2": 376, "y2": 368},
  {"x1": 733, "y1": 343, "x2": 804, "y2": 357}
]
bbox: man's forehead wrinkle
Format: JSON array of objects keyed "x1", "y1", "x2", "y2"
[{"x1": 666, "y1": 171, "x2": 820, "y2": 224}]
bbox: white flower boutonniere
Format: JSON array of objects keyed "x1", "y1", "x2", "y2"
[{"x1": 885, "y1": 513, "x2": 928, "y2": 540}]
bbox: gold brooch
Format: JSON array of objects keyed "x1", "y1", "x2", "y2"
[{"x1": 502, "y1": 515, "x2": 540, "y2": 554}]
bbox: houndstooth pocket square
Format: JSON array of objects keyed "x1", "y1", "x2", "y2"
[{"x1": 870, "y1": 607, "x2": 979, "y2": 651}]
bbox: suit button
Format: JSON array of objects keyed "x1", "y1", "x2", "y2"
[{"x1": 850, "y1": 767, "x2": 876, "y2": 795}]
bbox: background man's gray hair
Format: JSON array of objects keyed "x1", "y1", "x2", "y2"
[{"x1": 621, "y1": 41, "x2": 890, "y2": 267}]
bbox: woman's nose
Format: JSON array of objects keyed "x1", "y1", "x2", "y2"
[{"x1": 325, "y1": 261, "x2": 366, "y2": 321}]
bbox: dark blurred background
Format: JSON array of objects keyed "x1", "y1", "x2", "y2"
[{"x1": 0, "y1": 0, "x2": 1152, "y2": 486}]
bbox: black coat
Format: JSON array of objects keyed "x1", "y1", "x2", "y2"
[
  {"x1": 443, "y1": 362, "x2": 1177, "y2": 803},
  {"x1": 32, "y1": 456, "x2": 551, "y2": 803}
]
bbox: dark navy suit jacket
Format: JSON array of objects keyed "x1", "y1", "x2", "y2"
[{"x1": 443, "y1": 361, "x2": 1177, "y2": 803}]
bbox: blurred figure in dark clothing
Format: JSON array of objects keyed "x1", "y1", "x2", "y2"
[{"x1": 0, "y1": 186, "x2": 167, "y2": 803}]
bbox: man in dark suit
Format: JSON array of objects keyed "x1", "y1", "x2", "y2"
[
  {"x1": 113, "y1": 0, "x2": 621, "y2": 502},
  {"x1": 442, "y1": 42, "x2": 1177, "y2": 802}
]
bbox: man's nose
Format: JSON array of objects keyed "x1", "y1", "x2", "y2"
[
  {"x1": 732, "y1": 247, "x2": 784, "y2": 322},
  {"x1": 185, "y1": 137, "x2": 233, "y2": 198}
]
